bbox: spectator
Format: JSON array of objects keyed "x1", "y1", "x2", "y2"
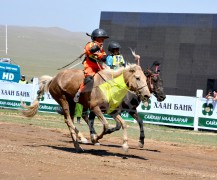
[
  {"x1": 74, "y1": 103, "x2": 83, "y2": 124},
  {"x1": 205, "y1": 89, "x2": 217, "y2": 101},
  {"x1": 19, "y1": 75, "x2": 28, "y2": 84}
]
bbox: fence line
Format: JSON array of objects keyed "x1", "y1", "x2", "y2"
[{"x1": 0, "y1": 80, "x2": 216, "y2": 131}]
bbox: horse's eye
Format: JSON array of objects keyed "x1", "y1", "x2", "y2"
[{"x1": 136, "y1": 77, "x2": 140, "y2": 81}]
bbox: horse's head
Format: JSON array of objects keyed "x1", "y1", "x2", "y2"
[
  {"x1": 124, "y1": 64, "x2": 151, "y2": 101},
  {"x1": 144, "y1": 68, "x2": 166, "y2": 102}
]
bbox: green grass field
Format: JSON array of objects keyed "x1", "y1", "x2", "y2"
[{"x1": 0, "y1": 108, "x2": 216, "y2": 148}]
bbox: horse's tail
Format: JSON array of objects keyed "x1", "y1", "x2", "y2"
[{"x1": 21, "y1": 75, "x2": 53, "y2": 118}]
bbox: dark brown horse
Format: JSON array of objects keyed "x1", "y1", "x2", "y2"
[
  {"x1": 87, "y1": 63, "x2": 166, "y2": 148},
  {"x1": 21, "y1": 64, "x2": 151, "y2": 152}
]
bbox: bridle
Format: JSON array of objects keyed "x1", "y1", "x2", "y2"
[
  {"x1": 135, "y1": 82, "x2": 148, "y2": 97},
  {"x1": 146, "y1": 69, "x2": 159, "y2": 93}
]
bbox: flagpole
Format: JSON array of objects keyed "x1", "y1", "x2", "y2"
[{"x1": 6, "y1": 24, "x2": 8, "y2": 55}]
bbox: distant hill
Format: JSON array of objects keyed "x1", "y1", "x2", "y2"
[{"x1": 0, "y1": 25, "x2": 89, "y2": 80}]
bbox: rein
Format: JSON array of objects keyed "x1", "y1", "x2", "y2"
[
  {"x1": 134, "y1": 83, "x2": 148, "y2": 100},
  {"x1": 97, "y1": 72, "x2": 107, "y2": 82},
  {"x1": 136, "y1": 84, "x2": 148, "y2": 91}
]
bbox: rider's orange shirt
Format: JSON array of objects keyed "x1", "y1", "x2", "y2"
[{"x1": 83, "y1": 41, "x2": 106, "y2": 77}]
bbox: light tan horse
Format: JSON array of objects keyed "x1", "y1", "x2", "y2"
[{"x1": 21, "y1": 64, "x2": 150, "y2": 152}]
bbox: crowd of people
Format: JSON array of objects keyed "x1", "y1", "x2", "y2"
[{"x1": 205, "y1": 90, "x2": 217, "y2": 101}]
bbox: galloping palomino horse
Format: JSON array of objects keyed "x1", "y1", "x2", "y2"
[
  {"x1": 87, "y1": 61, "x2": 166, "y2": 148},
  {"x1": 21, "y1": 64, "x2": 151, "y2": 152}
]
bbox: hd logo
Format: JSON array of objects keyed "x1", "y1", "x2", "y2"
[
  {"x1": 141, "y1": 99, "x2": 151, "y2": 110},
  {"x1": 202, "y1": 103, "x2": 213, "y2": 116}
]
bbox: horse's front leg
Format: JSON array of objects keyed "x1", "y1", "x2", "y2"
[
  {"x1": 113, "y1": 114, "x2": 129, "y2": 153},
  {"x1": 87, "y1": 111, "x2": 101, "y2": 145},
  {"x1": 129, "y1": 111, "x2": 145, "y2": 148},
  {"x1": 93, "y1": 107, "x2": 109, "y2": 143}
]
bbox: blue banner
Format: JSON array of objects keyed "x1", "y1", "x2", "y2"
[{"x1": 0, "y1": 62, "x2": 21, "y2": 83}]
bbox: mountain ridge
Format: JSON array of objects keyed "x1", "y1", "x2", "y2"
[{"x1": 0, "y1": 25, "x2": 89, "y2": 80}]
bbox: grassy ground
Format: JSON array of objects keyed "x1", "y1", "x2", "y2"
[{"x1": 0, "y1": 108, "x2": 216, "y2": 148}]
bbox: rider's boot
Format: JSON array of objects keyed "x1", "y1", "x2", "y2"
[
  {"x1": 74, "y1": 91, "x2": 81, "y2": 102},
  {"x1": 74, "y1": 75, "x2": 93, "y2": 102},
  {"x1": 74, "y1": 82, "x2": 83, "y2": 102}
]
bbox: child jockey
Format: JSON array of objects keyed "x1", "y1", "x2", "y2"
[
  {"x1": 74, "y1": 28, "x2": 109, "y2": 102},
  {"x1": 106, "y1": 41, "x2": 126, "y2": 70}
]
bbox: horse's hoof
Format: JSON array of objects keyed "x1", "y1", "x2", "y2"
[
  {"x1": 122, "y1": 144, "x2": 129, "y2": 153},
  {"x1": 90, "y1": 134, "x2": 98, "y2": 144},
  {"x1": 138, "y1": 142, "x2": 144, "y2": 148},
  {"x1": 75, "y1": 148, "x2": 84, "y2": 153},
  {"x1": 80, "y1": 137, "x2": 88, "y2": 144},
  {"x1": 74, "y1": 143, "x2": 84, "y2": 152},
  {"x1": 75, "y1": 146, "x2": 84, "y2": 153},
  {"x1": 94, "y1": 142, "x2": 101, "y2": 146}
]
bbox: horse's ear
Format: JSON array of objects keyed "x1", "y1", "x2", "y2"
[
  {"x1": 152, "y1": 61, "x2": 160, "y2": 67},
  {"x1": 151, "y1": 61, "x2": 160, "y2": 72}
]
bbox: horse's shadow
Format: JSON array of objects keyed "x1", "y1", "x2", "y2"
[
  {"x1": 45, "y1": 145, "x2": 148, "y2": 160},
  {"x1": 46, "y1": 139, "x2": 160, "y2": 159},
  {"x1": 66, "y1": 140, "x2": 161, "y2": 153},
  {"x1": 24, "y1": 139, "x2": 160, "y2": 160},
  {"x1": 96, "y1": 142, "x2": 161, "y2": 153}
]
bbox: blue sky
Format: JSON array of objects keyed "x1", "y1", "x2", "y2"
[{"x1": 1, "y1": 0, "x2": 217, "y2": 33}]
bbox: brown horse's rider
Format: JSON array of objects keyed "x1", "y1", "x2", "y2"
[{"x1": 74, "y1": 28, "x2": 109, "y2": 102}]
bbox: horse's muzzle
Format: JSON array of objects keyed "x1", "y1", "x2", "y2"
[
  {"x1": 141, "y1": 95, "x2": 150, "y2": 102},
  {"x1": 156, "y1": 94, "x2": 166, "y2": 102}
]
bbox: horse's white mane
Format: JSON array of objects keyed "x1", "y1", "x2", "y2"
[
  {"x1": 39, "y1": 75, "x2": 54, "y2": 93},
  {"x1": 39, "y1": 75, "x2": 53, "y2": 82}
]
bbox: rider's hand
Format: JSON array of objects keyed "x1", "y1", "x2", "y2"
[
  {"x1": 89, "y1": 45, "x2": 100, "y2": 53},
  {"x1": 101, "y1": 55, "x2": 107, "y2": 62}
]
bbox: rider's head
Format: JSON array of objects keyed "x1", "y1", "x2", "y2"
[
  {"x1": 108, "y1": 41, "x2": 121, "y2": 55},
  {"x1": 91, "y1": 28, "x2": 109, "y2": 43},
  {"x1": 21, "y1": 75, "x2": 25, "y2": 80}
]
